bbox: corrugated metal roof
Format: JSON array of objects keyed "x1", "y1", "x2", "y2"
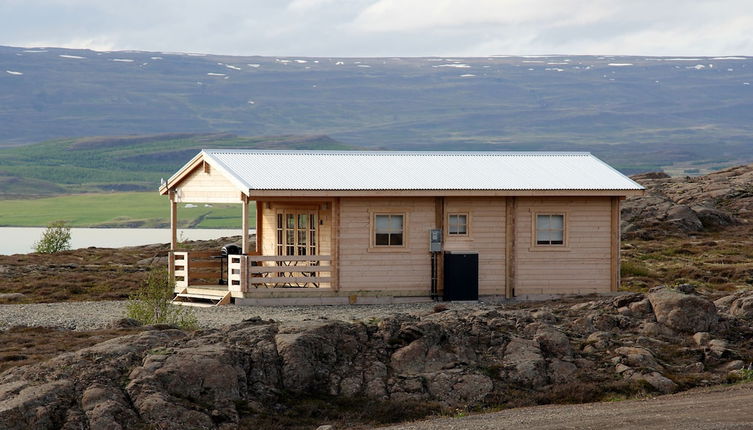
[{"x1": 200, "y1": 150, "x2": 644, "y2": 191}]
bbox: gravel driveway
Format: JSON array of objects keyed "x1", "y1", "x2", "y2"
[
  {"x1": 380, "y1": 383, "x2": 753, "y2": 430},
  {"x1": 0, "y1": 301, "x2": 490, "y2": 330}
]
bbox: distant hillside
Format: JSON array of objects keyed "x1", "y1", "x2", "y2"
[
  {"x1": 0, "y1": 133, "x2": 351, "y2": 197},
  {"x1": 2, "y1": 46, "x2": 753, "y2": 174}
]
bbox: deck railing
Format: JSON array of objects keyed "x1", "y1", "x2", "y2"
[
  {"x1": 173, "y1": 252, "x2": 332, "y2": 291},
  {"x1": 170, "y1": 250, "x2": 222, "y2": 290},
  {"x1": 228, "y1": 255, "x2": 332, "y2": 290}
]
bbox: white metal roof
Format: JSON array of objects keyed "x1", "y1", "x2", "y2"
[{"x1": 198, "y1": 150, "x2": 643, "y2": 191}]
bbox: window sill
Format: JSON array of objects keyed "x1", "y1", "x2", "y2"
[
  {"x1": 367, "y1": 247, "x2": 411, "y2": 253},
  {"x1": 446, "y1": 236, "x2": 474, "y2": 242},
  {"x1": 528, "y1": 245, "x2": 571, "y2": 252}
]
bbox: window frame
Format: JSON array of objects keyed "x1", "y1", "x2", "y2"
[
  {"x1": 531, "y1": 211, "x2": 569, "y2": 250},
  {"x1": 369, "y1": 210, "x2": 409, "y2": 251},
  {"x1": 447, "y1": 212, "x2": 470, "y2": 237}
]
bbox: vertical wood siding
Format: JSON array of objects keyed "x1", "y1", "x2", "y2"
[
  {"x1": 338, "y1": 197, "x2": 434, "y2": 292},
  {"x1": 443, "y1": 197, "x2": 506, "y2": 296},
  {"x1": 175, "y1": 166, "x2": 242, "y2": 203},
  {"x1": 514, "y1": 197, "x2": 612, "y2": 295}
]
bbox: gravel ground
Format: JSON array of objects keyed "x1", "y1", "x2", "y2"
[
  {"x1": 380, "y1": 383, "x2": 753, "y2": 430},
  {"x1": 0, "y1": 301, "x2": 492, "y2": 331}
]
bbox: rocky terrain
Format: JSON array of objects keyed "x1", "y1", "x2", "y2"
[
  {"x1": 622, "y1": 164, "x2": 753, "y2": 239},
  {"x1": 3, "y1": 286, "x2": 753, "y2": 429}
]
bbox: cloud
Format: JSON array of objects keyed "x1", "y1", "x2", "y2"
[
  {"x1": 0, "y1": 0, "x2": 752, "y2": 56},
  {"x1": 351, "y1": 0, "x2": 613, "y2": 32},
  {"x1": 287, "y1": 0, "x2": 339, "y2": 12}
]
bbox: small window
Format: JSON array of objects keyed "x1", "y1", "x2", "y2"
[
  {"x1": 374, "y1": 214, "x2": 404, "y2": 246},
  {"x1": 448, "y1": 213, "x2": 468, "y2": 236},
  {"x1": 536, "y1": 214, "x2": 565, "y2": 245}
]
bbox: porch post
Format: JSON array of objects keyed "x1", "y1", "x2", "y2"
[
  {"x1": 255, "y1": 200, "x2": 263, "y2": 254},
  {"x1": 169, "y1": 190, "x2": 177, "y2": 281},
  {"x1": 242, "y1": 193, "x2": 250, "y2": 254}
]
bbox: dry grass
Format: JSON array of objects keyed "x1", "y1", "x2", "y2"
[
  {"x1": 0, "y1": 326, "x2": 142, "y2": 374},
  {"x1": 620, "y1": 226, "x2": 753, "y2": 294}
]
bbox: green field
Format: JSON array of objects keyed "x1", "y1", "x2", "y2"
[{"x1": 0, "y1": 192, "x2": 247, "y2": 228}]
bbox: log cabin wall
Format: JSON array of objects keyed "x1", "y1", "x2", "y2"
[
  {"x1": 442, "y1": 196, "x2": 507, "y2": 297},
  {"x1": 513, "y1": 196, "x2": 612, "y2": 295}
]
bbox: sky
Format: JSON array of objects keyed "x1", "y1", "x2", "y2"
[{"x1": 1, "y1": 0, "x2": 753, "y2": 57}]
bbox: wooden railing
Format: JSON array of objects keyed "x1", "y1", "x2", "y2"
[
  {"x1": 173, "y1": 252, "x2": 331, "y2": 291},
  {"x1": 228, "y1": 255, "x2": 332, "y2": 290},
  {"x1": 171, "y1": 250, "x2": 222, "y2": 289}
]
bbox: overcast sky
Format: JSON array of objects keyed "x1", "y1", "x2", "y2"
[{"x1": 2, "y1": 0, "x2": 752, "y2": 57}]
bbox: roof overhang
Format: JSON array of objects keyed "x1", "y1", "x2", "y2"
[
  {"x1": 246, "y1": 189, "x2": 645, "y2": 198},
  {"x1": 159, "y1": 150, "x2": 251, "y2": 197}
]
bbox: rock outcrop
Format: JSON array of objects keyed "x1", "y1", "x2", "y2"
[
  {"x1": 4, "y1": 288, "x2": 753, "y2": 429},
  {"x1": 622, "y1": 164, "x2": 753, "y2": 238}
]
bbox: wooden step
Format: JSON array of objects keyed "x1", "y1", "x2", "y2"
[
  {"x1": 172, "y1": 290, "x2": 232, "y2": 306},
  {"x1": 172, "y1": 301, "x2": 216, "y2": 308},
  {"x1": 176, "y1": 293, "x2": 224, "y2": 301}
]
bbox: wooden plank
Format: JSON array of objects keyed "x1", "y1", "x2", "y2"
[
  {"x1": 249, "y1": 266, "x2": 331, "y2": 273},
  {"x1": 249, "y1": 276, "x2": 332, "y2": 284},
  {"x1": 505, "y1": 196, "x2": 516, "y2": 298},
  {"x1": 256, "y1": 200, "x2": 263, "y2": 254},
  {"x1": 242, "y1": 194, "x2": 250, "y2": 254},
  {"x1": 170, "y1": 192, "x2": 177, "y2": 251},
  {"x1": 252, "y1": 255, "x2": 332, "y2": 262},
  {"x1": 435, "y1": 196, "x2": 444, "y2": 299},
  {"x1": 611, "y1": 196, "x2": 620, "y2": 292},
  {"x1": 332, "y1": 197, "x2": 340, "y2": 291}
]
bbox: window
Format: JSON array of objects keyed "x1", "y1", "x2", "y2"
[
  {"x1": 536, "y1": 214, "x2": 565, "y2": 245},
  {"x1": 374, "y1": 214, "x2": 404, "y2": 246},
  {"x1": 448, "y1": 213, "x2": 468, "y2": 236},
  {"x1": 276, "y1": 211, "x2": 317, "y2": 256}
]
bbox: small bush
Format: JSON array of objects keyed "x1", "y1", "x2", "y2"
[
  {"x1": 34, "y1": 221, "x2": 71, "y2": 254},
  {"x1": 126, "y1": 268, "x2": 198, "y2": 330},
  {"x1": 621, "y1": 261, "x2": 653, "y2": 278}
]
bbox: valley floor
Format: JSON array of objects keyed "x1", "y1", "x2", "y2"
[{"x1": 382, "y1": 382, "x2": 753, "y2": 430}]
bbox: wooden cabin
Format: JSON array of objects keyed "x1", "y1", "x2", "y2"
[{"x1": 159, "y1": 150, "x2": 644, "y2": 305}]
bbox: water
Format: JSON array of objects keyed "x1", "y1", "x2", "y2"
[{"x1": 0, "y1": 227, "x2": 254, "y2": 255}]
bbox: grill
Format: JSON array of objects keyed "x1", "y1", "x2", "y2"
[
  {"x1": 218, "y1": 244, "x2": 242, "y2": 285},
  {"x1": 221, "y1": 244, "x2": 242, "y2": 257}
]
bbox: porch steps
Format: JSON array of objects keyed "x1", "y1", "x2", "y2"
[{"x1": 172, "y1": 289, "x2": 232, "y2": 307}]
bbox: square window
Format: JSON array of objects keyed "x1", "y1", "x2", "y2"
[
  {"x1": 536, "y1": 214, "x2": 565, "y2": 245},
  {"x1": 448, "y1": 214, "x2": 468, "y2": 235},
  {"x1": 374, "y1": 214, "x2": 404, "y2": 247}
]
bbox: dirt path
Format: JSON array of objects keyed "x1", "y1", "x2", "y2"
[{"x1": 381, "y1": 383, "x2": 753, "y2": 430}]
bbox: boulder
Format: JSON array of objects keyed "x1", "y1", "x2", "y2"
[
  {"x1": 629, "y1": 371, "x2": 678, "y2": 394},
  {"x1": 501, "y1": 338, "x2": 547, "y2": 387},
  {"x1": 729, "y1": 294, "x2": 753, "y2": 320},
  {"x1": 614, "y1": 347, "x2": 661, "y2": 370},
  {"x1": 648, "y1": 289, "x2": 718, "y2": 333},
  {"x1": 534, "y1": 326, "x2": 572, "y2": 357},
  {"x1": 548, "y1": 359, "x2": 578, "y2": 384}
]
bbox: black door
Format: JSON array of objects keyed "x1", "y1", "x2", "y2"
[{"x1": 443, "y1": 253, "x2": 479, "y2": 301}]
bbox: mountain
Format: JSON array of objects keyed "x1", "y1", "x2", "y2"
[
  {"x1": 0, "y1": 133, "x2": 351, "y2": 196},
  {"x1": 2, "y1": 46, "x2": 753, "y2": 174}
]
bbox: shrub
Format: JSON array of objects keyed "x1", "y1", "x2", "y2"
[
  {"x1": 34, "y1": 221, "x2": 72, "y2": 254},
  {"x1": 126, "y1": 267, "x2": 198, "y2": 330},
  {"x1": 621, "y1": 261, "x2": 653, "y2": 278}
]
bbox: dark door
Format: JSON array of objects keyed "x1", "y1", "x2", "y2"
[{"x1": 443, "y1": 253, "x2": 479, "y2": 301}]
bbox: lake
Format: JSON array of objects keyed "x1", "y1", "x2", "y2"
[{"x1": 0, "y1": 227, "x2": 254, "y2": 255}]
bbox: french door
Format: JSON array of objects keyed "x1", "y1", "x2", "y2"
[{"x1": 276, "y1": 211, "x2": 318, "y2": 256}]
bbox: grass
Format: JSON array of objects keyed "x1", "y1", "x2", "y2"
[
  {"x1": 620, "y1": 227, "x2": 753, "y2": 293},
  {"x1": 0, "y1": 326, "x2": 141, "y2": 374},
  {"x1": 0, "y1": 192, "x2": 249, "y2": 228}
]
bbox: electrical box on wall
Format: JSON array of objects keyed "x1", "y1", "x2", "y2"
[{"x1": 429, "y1": 228, "x2": 442, "y2": 252}]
